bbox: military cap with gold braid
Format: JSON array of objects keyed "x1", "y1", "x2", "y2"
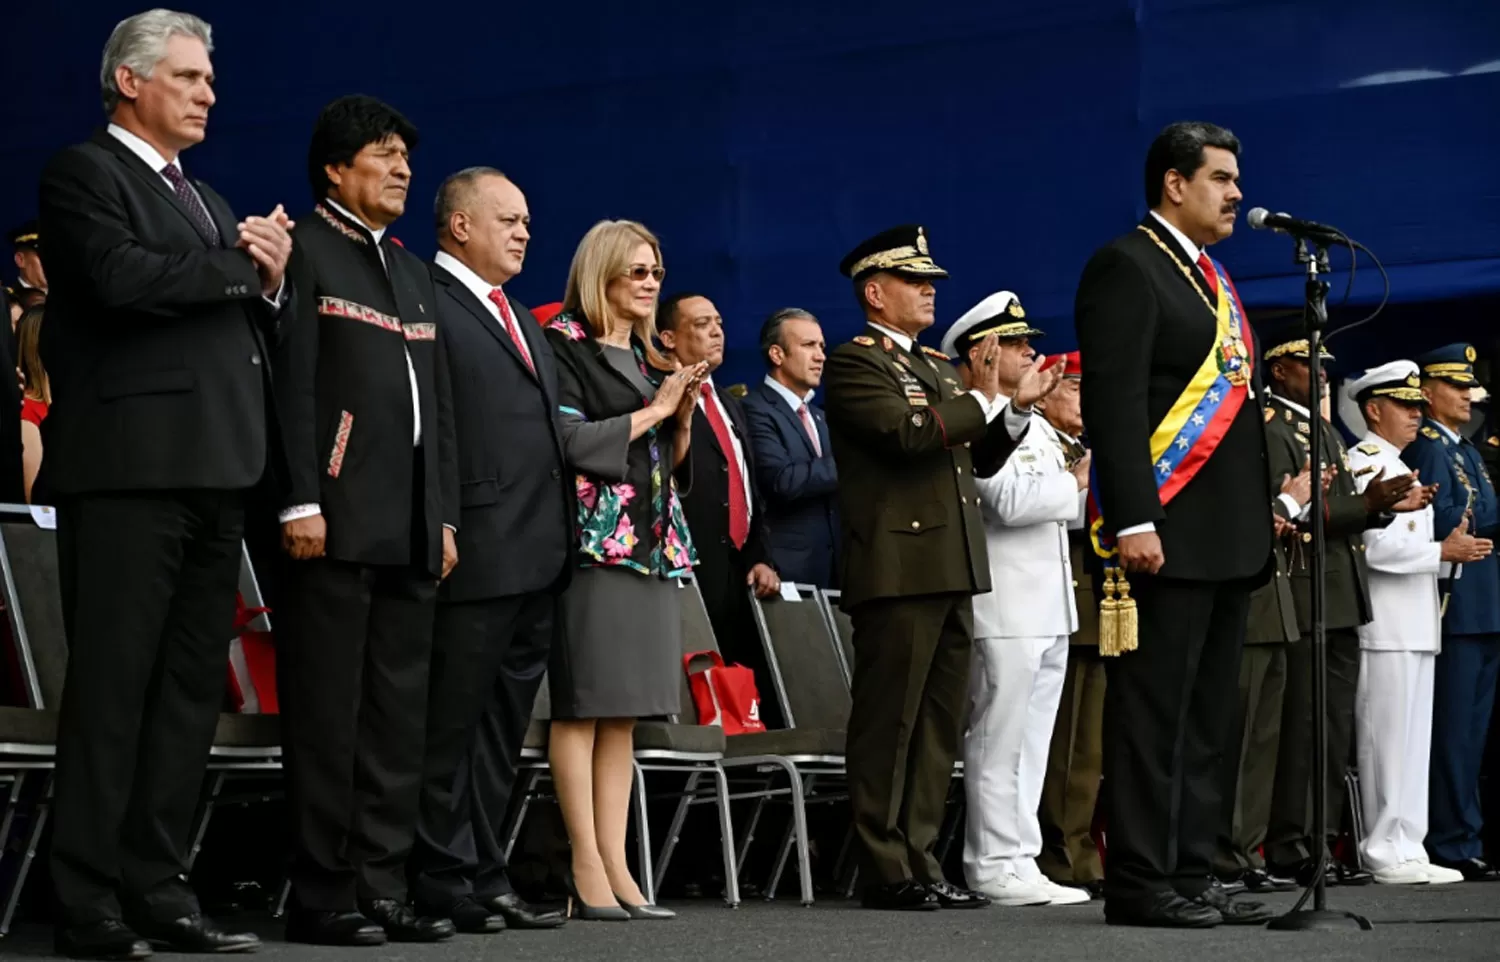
[
  {"x1": 839, "y1": 224, "x2": 948, "y2": 283},
  {"x1": 7, "y1": 220, "x2": 39, "y2": 252},
  {"x1": 1414, "y1": 342, "x2": 1480, "y2": 386},
  {"x1": 1259, "y1": 315, "x2": 1334, "y2": 362},
  {"x1": 1346, "y1": 360, "x2": 1426, "y2": 405},
  {"x1": 939, "y1": 290, "x2": 1045, "y2": 360}
]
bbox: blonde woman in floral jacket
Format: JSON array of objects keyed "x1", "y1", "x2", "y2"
[{"x1": 542, "y1": 220, "x2": 707, "y2": 920}]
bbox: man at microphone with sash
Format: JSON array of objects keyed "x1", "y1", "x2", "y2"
[{"x1": 1074, "y1": 121, "x2": 1274, "y2": 928}]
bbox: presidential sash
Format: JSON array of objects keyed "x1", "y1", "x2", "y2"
[{"x1": 1086, "y1": 227, "x2": 1255, "y2": 653}]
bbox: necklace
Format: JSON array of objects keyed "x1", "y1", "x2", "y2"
[{"x1": 1135, "y1": 225, "x2": 1216, "y2": 316}]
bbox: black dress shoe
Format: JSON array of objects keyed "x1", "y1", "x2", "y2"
[
  {"x1": 1214, "y1": 876, "x2": 1248, "y2": 897},
  {"x1": 860, "y1": 881, "x2": 939, "y2": 911},
  {"x1": 926, "y1": 881, "x2": 991, "y2": 909},
  {"x1": 1080, "y1": 880, "x2": 1105, "y2": 900},
  {"x1": 359, "y1": 899, "x2": 455, "y2": 942},
  {"x1": 1431, "y1": 857, "x2": 1500, "y2": 881},
  {"x1": 1104, "y1": 892, "x2": 1222, "y2": 928},
  {"x1": 55, "y1": 921, "x2": 152, "y2": 960},
  {"x1": 284, "y1": 910, "x2": 387, "y2": 947},
  {"x1": 1242, "y1": 868, "x2": 1298, "y2": 893},
  {"x1": 1193, "y1": 885, "x2": 1275, "y2": 925},
  {"x1": 131, "y1": 914, "x2": 260, "y2": 953},
  {"x1": 481, "y1": 892, "x2": 567, "y2": 929},
  {"x1": 1274, "y1": 859, "x2": 1374, "y2": 888},
  {"x1": 424, "y1": 897, "x2": 504, "y2": 934}
]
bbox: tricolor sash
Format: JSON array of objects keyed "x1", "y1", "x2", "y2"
[{"x1": 1086, "y1": 234, "x2": 1254, "y2": 652}]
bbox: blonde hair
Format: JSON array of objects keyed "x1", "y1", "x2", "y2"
[{"x1": 563, "y1": 219, "x2": 669, "y2": 369}]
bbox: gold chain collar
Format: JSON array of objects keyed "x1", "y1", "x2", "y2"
[{"x1": 1136, "y1": 225, "x2": 1216, "y2": 316}]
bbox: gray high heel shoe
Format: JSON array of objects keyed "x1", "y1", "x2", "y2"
[{"x1": 613, "y1": 896, "x2": 676, "y2": 920}]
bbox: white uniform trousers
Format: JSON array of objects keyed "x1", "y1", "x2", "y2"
[
  {"x1": 962, "y1": 633, "x2": 1069, "y2": 886},
  {"x1": 1354, "y1": 649, "x2": 1436, "y2": 870}
]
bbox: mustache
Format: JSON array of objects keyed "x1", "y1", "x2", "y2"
[{"x1": 1222, "y1": 203, "x2": 1240, "y2": 215}]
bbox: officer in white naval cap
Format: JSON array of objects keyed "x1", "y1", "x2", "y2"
[
  {"x1": 1344, "y1": 361, "x2": 1488, "y2": 884},
  {"x1": 940, "y1": 291, "x2": 1091, "y2": 906}
]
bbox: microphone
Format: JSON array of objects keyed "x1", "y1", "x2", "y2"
[{"x1": 1247, "y1": 207, "x2": 1347, "y2": 243}]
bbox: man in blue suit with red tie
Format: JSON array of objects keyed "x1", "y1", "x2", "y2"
[
  {"x1": 741, "y1": 308, "x2": 840, "y2": 588},
  {"x1": 1403, "y1": 343, "x2": 1500, "y2": 881}
]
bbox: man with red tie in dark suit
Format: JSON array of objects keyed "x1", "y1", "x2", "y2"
[
  {"x1": 37, "y1": 10, "x2": 291, "y2": 958},
  {"x1": 658, "y1": 293, "x2": 783, "y2": 728},
  {"x1": 409, "y1": 167, "x2": 571, "y2": 934},
  {"x1": 741, "y1": 308, "x2": 840, "y2": 589},
  {"x1": 1075, "y1": 121, "x2": 1275, "y2": 928}
]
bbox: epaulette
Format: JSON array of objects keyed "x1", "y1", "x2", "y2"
[
  {"x1": 851, "y1": 335, "x2": 875, "y2": 347},
  {"x1": 1420, "y1": 426, "x2": 1440, "y2": 440},
  {"x1": 1355, "y1": 442, "x2": 1381, "y2": 456},
  {"x1": 1354, "y1": 465, "x2": 1376, "y2": 477},
  {"x1": 1264, "y1": 406, "x2": 1275, "y2": 423},
  {"x1": 1489, "y1": 435, "x2": 1499, "y2": 448},
  {"x1": 920, "y1": 345, "x2": 951, "y2": 362}
]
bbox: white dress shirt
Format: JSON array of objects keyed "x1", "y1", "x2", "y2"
[
  {"x1": 763, "y1": 374, "x2": 814, "y2": 411},
  {"x1": 865, "y1": 322, "x2": 1033, "y2": 440},
  {"x1": 699, "y1": 376, "x2": 753, "y2": 523},
  {"x1": 107, "y1": 123, "x2": 285, "y2": 309},
  {"x1": 433, "y1": 251, "x2": 534, "y2": 370},
  {"x1": 279, "y1": 197, "x2": 424, "y2": 525}
]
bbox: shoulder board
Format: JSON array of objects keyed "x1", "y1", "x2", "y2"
[
  {"x1": 851, "y1": 335, "x2": 875, "y2": 347},
  {"x1": 920, "y1": 345, "x2": 951, "y2": 361},
  {"x1": 1264, "y1": 405, "x2": 1275, "y2": 423},
  {"x1": 1489, "y1": 435, "x2": 1499, "y2": 448},
  {"x1": 1355, "y1": 442, "x2": 1381, "y2": 456},
  {"x1": 1354, "y1": 465, "x2": 1376, "y2": 478},
  {"x1": 1420, "y1": 426, "x2": 1440, "y2": 440}
]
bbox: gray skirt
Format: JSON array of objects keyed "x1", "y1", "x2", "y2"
[{"x1": 549, "y1": 565, "x2": 682, "y2": 719}]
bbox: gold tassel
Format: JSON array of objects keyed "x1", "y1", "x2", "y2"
[
  {"x1": 1114, "y1": 572, "x2": 1139, "y2": 653},
  {"x1": 1098, "y1": 567, "x2": 1120, "y2": 655}
]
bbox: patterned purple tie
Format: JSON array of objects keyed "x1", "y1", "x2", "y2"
[{"x1": 160, "y1": 163, "x2": 221, "y2": 246}]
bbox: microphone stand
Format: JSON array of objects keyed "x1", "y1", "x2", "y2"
[{"x1": 1267, "y1": 236, "x2": 1372, "y2": 932}]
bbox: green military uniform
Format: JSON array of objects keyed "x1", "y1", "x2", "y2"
[
  {"x1": 825, "y1": 226, "x2": 1024, "y2": 897},
  {"x1": 1257, "y1": 338, "x2": 1376, "y2": 871},
  {"x1": 1032, "y1": 364, "x2": 1107, "y2": 891},
  {"x1": 1214, "y1": 479, "x2": 1299, "y2": 879}
]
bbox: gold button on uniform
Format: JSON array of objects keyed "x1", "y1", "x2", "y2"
[{"x1": 911, "y1": 521, "x2": 920, "y2": 530}]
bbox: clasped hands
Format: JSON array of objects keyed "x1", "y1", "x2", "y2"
[{"x1": 237, "y1": 204, "x2": 295, "y2": 297}]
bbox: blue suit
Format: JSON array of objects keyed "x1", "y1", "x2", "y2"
[
  {"x1": 1402, "y1": 417, "x2": 1500, "y2": 862},
  {"x1": 741, "y1": 379, "x2": 840, "y2": 588}
]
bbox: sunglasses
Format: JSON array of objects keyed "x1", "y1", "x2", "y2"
[{"x1": 622, "y1": 265, "x2": 666, "y2": 282}]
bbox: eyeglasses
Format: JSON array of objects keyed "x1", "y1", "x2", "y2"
[{"x1": 622, "y1": 265, "x2": 666, "y2": 283}]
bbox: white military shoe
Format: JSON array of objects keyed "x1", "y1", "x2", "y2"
[{"x1": 1371, "y1": 862, "x2": 1431, "y2": 885}]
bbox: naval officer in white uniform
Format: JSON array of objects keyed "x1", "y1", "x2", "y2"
[
  {"x1": 942, "y1": 292, "x2": 1091, "y2": 907},
  {"x1": 1343, "y1": 361, "x2": 1488, "y2": 884}
]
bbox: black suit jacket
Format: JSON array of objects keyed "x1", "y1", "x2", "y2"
[
  {"x1": 681, "y1": 382, "x2": 772, "y2": 589},
  {"x1": 275, "y1": 203, "x2": 457, "y2": 576},
  {"x1": 37, "y1": 129, "x2": 286, "y2": 496},
  {"x1": 740, "y1": 380, "x2": 839, "y2": 587},
  {"x1": 1074, "y1": 216, "x2": 1272, "y2": 583},
  {"x1": 429, "y1": 263, "x2": 573, "y2": 601}
]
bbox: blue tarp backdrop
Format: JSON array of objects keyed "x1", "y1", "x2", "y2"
[{"x1": 3, "y1": 1, "x2": 1498, "y2": 387}]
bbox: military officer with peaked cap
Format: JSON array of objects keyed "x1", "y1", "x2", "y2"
[
  {"x1": 1403, "y1": 343, "x2": 1500, "y2": 881},
  {"x1": 1258, "y1": 322, "x2": 1420, "y2": 886},
  {"x1": 823, "y1": 225, "x2": 1061, "y2": 911}
]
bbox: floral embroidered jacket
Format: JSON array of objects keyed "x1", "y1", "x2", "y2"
[{"x1": 543, "y1": 310, "x2": 697, "y2": 577}]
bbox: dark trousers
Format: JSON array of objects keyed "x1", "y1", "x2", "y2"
[
  {"x1": 278, "y1": 558, "x2": 437, "y2": 911},
  {"x1": 409, "y1": 591, "x2": 556, "y2": 907},
  {"x1": 1214, "y1": 643, "x2": 1288, "y2": 876},
  {"x1": 50, "y1": 490, "x2": 246, "y2": 925},
  {"x1": 1101, "y1": 575, "x2": 1249, "y2": 903},
  {"x1": 1265, "y1": 627, "x2": 1359, "y2": 867},
  {"x1": 1037, "y1": 646, "x2": 1107, "y2": 885},
  {"x1": 1427, "y1": 633, "x2": 1500, "y2": 862},
  {"x1": 847, "y1": 593, "x2": 971, "y2": 885},
  {"x1": 696, "y1": 547, "x2": 785, "y2": 730}
]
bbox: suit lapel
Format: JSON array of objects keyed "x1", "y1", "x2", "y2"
[
  {"x1": 761, "y1": 383, "x2": 819, "y2": 459},
  {"x1": 93, "y1": 130, "x2": 217, "y2": 248},
  {"x1": 432, "y1": 265, "x2": 538, "y2": 382},
  {"x1": 1138, "y1": 215, "x2": 1216, "y2": 314},
  {"x1": 199, "y1": 182, "x2": 238, "y2": 251}
]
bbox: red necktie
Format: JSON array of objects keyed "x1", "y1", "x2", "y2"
[
  {"x1": 487, "y1": 288, "x2": 535, "y2": 374},
  {"x1": 701, "y1": 383, "x2": 749, "y2": 550},
  {"x1": 1197, "y1": 252, "x2": 1220, "y2": 299},
  {"x1": 798, "y1": 403, "x2": 822, "y2": 457}
]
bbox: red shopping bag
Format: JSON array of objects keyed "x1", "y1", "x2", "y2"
[{"x1": 683, "y1": 650, "x2": 766, "y2": 735}]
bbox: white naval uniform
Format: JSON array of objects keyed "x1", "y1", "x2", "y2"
[
  {"x1": 963, "y1": 412, "x2": 1080, "y2": 889},
  {"x1": 1349, "y1": 432, "x2": 1442, "y2": 872}
]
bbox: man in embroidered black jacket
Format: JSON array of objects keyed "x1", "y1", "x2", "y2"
[{"x1": 273, "y1": 95, "x2": 459, "y2": 948}]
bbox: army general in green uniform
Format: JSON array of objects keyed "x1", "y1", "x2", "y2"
[{"x1": 823, "y1": 225, "x2": 1059, "y2": 911}]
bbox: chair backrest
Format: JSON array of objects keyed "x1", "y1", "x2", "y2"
[
  {"x1": 675, "y1": 576, "x2": 720, "y2": 722},
  {"x1": 819, "y1": 589, "x2": 855, "y2": 687},
  {"x1": 0, "y1": 513, "x2": 67, "y2": 709},
  {"x1": 749, "y1": 584, "x2": 851, "y2": 731}
]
